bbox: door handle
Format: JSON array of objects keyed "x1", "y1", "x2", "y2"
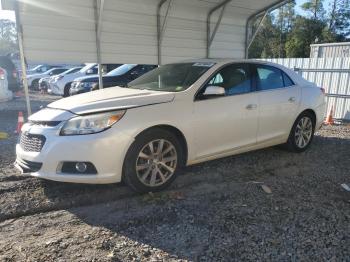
[
  {"x1": 246, "y1": 104, "x2": 257, "y2": 110},
  {"x1": 288, "y1": 97, "x2": 296, "y2": 102}
]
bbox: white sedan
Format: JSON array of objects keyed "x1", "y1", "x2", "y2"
[{"x1": 15, "y1": 59, "x2": 325, "y2": 192}]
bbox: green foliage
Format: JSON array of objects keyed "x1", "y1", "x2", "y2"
[
  {"x1": 0, "y1": 19, "x2": 18, "y2": 55},
  {"x1": 301, "y1": 0, "x2": 325, "y2": 19},
  {"x1": 328, "y1": 0, "x2": 350, "y2": 37},
  {"x1": 249, "y1": 0, "x2": 349, "y2": 58}
]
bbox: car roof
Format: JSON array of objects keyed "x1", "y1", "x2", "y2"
[
  {"x1": 176, "y1": 58, "x2": 275, "y2": 65},
  {"x1": 175, "y1": 58, "x2": 312, "y2": 87}
]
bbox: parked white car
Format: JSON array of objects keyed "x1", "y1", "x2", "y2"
[
  {"x1": 0, "y1": 67, "x2": 13, "y2": 102},
  {"x1": 15, "y1": 59, "x2": 325, "y2": 192},
  {"x1": 49, "y1": 64, "x2": 98, "y2": 97},
  {"x1": 42, "y1": 67, "x2": 82, "y2": 92},
  {"x1": 27, "y1": 67, "x2": 69, "y2": 90}
]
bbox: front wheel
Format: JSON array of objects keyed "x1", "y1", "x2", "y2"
[
  {"x1": 30, "y1": 79, "x2": 39, "y2": 90},
  {"x1": 63, "y1": 83, "x2": 72, "y2": 97},
  {"x1": 123, "y1": 129, "x2": 184, "y2": 193},
  {"x1": 285, "y1": 112, "x2": 315, "y2": 153}
]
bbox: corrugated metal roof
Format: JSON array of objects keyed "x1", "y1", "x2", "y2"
[{"x1": 2, "y1": 0, "x2": 286, "y2": 64}]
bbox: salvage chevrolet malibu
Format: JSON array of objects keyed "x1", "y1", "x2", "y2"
[{"x1": 15, "y1": 59, "x2": 325, "y2": 192}]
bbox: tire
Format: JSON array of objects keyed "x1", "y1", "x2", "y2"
[
  {"x1": 91, "y1": 83, "x2": 99, "y2": 91},
  {"x1": 30, "y1": 79, "x2": 39, "y2": 90},
  {"x1": 63, "y1": 83, "x2": 72, "y2": 97},
  {"x1": 123, "y1": 128, "x2": 185, "y2": 193},
  {"x1": 285, "y1": 111, "x2": 315, "y2": 153}
]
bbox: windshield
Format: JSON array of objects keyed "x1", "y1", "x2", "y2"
[
  {"x1": 80, "y1": 63, "x2": 96, "y2": 73},
  {"x1": 62, "y1": 67, "x2": 82, "y2": 75},
  {"x1": 44, "y1": 68, "x2": 57, "y2": 74},
  {"x1": 30, "y1": 65, "x2": 43, "y2": 71},
  {"x1": 127, "y1": 62, "x2": 214, "y2": 92},
  {"x1": 106, "y1": 64, "x2": 136, "y2": 76}
]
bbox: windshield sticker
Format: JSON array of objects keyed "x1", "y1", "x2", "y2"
[{"x1": 193, "y1": 62, "x2": 215, "y2": 67}]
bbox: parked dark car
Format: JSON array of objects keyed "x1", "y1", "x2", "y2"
[
  {"x1": 69, "y1": 64, "x2": 157, "y2": 96},
  {"x1": 0, "y1": 55, "x2": 19, "y2": 92},
  {"x1": 62, "y1": 63, "x2": 122, "y2": 97}
]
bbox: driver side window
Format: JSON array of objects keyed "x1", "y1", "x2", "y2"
[{"x1": 206, "y1": 64, "x2": 252, "y2": 96}]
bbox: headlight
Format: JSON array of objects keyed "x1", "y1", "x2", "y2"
[
  {"x1": 79, "y1": 82, "x2": 95, "y2": 89},
  {"x1": 60, "y1": 111, "x2": 126, "y2": 136}
]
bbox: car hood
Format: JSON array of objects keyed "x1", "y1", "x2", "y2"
[
  {"x1": 73, "y1": 75, "x2": 120, "y2": 83},
  {"x1": 27, "y1": 73, "x2": 44, "y2": 78},
  {"x1": 47, "y1": 86, "x2": 175, "y2": 115}
]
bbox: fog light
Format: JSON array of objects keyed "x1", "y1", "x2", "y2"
[
  {"x1": 61, "y1": 161, "x2": 97, "y2": 174},
  {"x1": 75, "y1": 162, "x2": 87, "y2": 173}
]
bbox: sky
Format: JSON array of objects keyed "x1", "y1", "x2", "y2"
[
  {"x1": 0, "y1": 1, "x2": 15, "y2": 21},
  {"x1": 0, "y1": 0, "x2": 337, "y2": 23}
]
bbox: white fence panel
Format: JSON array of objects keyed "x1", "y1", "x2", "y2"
[{"x1": 261, "y1": 57, "x2": 350, "y2": 120}]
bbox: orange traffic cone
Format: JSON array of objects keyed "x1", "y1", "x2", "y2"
[
  {"x1": 324, "y1": 105, "x2": 334, "y2": 125},
  {"x1": 15, "y1": 111, "x2": 24, "y2": 134}
]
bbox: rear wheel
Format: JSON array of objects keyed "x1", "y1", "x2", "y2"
[
  {"x1": 285, "y1": 112, "x2": 315, "y2": 152},
  {"x1": 123, "y1": 128, "x2": 184, "y2": 193}
]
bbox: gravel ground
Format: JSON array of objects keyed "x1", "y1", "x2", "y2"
[{"x1": 0, "y1": 94, "x2": 349, "y2": 261}]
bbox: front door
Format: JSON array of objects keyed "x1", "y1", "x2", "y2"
[{"x1": 193, "y1": 63, "x2": 259, "y2": 160}]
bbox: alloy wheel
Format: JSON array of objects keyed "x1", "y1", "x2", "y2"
[
  {"x1": 294, "y1": 116, "x2": 313, "y2": 149},
  {"x1": 136, "y1": 139, "x2": 177, "y2": 187}
]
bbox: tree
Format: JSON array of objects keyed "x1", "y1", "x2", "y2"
[
  {"x1": 246, "y1": 0, "x2": 350, "y2": 58},
  {"x1": 248, "y1": 14, "x2": 281, "y2": 58},
  {"x1": 276, "y1": 1, "x2": 296, "y2": 57},
  {"x1": 301, "y1": 0, "x2": 326, "y2": 20},
  {"x1": 328, "y1": 0, "x2": 350, "y2": 38},
  {"x1": 0, "y1": 19, "x2": 18, "y2": 55},
  {"x1": 285, "y1": 16, "x2": 332, "y2": 57}
]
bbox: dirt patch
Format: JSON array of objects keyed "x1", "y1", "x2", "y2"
[{"x1": 0, "y1": 95, "x2": 349, "y2": 261}]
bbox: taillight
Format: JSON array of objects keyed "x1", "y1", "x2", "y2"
[
  {"x1": 12, "y1": 69, "x2": 17, "y2": 79},
  {"x1": 0, "y1": 68, "x2": 5, "y2": 80},
  {"x1": 320, "y1": 87, "x2": 325, "y2": 94}
]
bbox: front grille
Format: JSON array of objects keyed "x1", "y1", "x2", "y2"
[
  {"x1": 20, "y1": 133, "x2": 46, "y2": 152},
  {"x1": 29, "y1": 120, "x2": 61, "y2": 127}
]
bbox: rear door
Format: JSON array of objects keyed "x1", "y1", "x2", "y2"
[{"x1": 253, "y1": 64, "x2": 301, "y2": 143}]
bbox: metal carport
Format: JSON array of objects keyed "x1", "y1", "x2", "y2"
[{"x1": 2, "y1": 0, "x2": 290, "y2": 115}]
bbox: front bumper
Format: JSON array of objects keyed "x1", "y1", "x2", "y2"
[
  {"x1": 15, "y1": 123, "x2": 133, "y2": 184},
  {"x1": 48, "y1": 83, "x2": 62, "y2": 95},
  {"x1": 69, "y1": 88, "x2": 87, "y2": 96},
  {"x1": 70, "y1": 85, "x2": 90, "y2": 96}
]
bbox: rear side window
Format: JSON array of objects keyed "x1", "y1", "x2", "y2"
[
  {"x1": 256, "y1": 65, "x2": 284, "y2": 90},
  {"x1": 51, "y1": 68, "x2": 67, "y2": 74}
]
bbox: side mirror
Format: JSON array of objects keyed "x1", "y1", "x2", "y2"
[
  {"x1": 86, "y1": 69, "x2": 94, "y2": 75},
  {"x1": 203, "y1": 85, "x2": 225, "y2": 96}
]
